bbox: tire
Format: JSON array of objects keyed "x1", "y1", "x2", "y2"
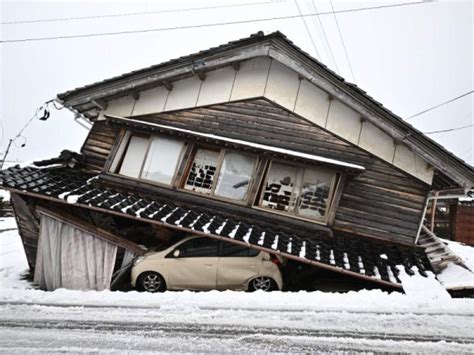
[
  {"x1": 137, "y1": 271, "x2": 166, "y2": 292},
  {"x1": 248, "y1": 276, "x2": 277, "y2": 292}
]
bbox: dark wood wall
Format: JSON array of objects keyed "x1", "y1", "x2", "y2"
[
  {"x1": 81, "y1": 121, "x2": 120, "y2": 172},
  {"x1": 11, "y1": 194, "x2": 40, "y2": 270},
  {"x1": 81, "y1": 98, "x2": 429, "y2": 245}
]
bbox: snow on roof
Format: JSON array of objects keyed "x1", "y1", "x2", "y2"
[{"x1": 107, "y1": 115, "x2": 365, "y2": 171}]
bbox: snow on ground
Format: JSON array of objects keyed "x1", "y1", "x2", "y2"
[{"x1": 1, "y1": 217, "x2": 474, "y2": 353}]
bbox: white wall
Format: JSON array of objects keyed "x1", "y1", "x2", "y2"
[{"x1": 98, "y1": 57, "x2": 433, "y2": 184}]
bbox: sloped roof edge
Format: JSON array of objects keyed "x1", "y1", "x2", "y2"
[{"x1": 56, "y1": 31, "x2": 473, "y2": 190}]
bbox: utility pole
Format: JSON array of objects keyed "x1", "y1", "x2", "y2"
[{"x1": 0, "y1": 139, "x2": 14, "y2": 170}]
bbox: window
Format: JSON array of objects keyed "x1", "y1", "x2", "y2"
[
  {"x1": 221, "y1": 241, "x2": 260, "y2": 257},
  {"x1": 184, "y1": 149, "x2": 220, "y2": 194},
  {"x1": 215, "y1": 152, "x2": 255, "y2": 200},
  {"x1": 260, "y1": 161, "x2": 336, "y2": 222},
  {"x1": 178, "y1": 238, "x2": 220, "y2": 258},
  {"x1": 142, "y1": 137, "x2": 185, "y2": 184},
  {"x1": 184, "y1": 148, "x2": 257, "y2": 201},
  {"x1": 118, "y1": 135, "x2": 149, "y2": 178},
  {"x1": 113, "y1": 133, "x2": 185, "y2": 186}
]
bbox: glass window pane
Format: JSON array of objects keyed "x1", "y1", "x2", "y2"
[
  {"x1": 179, "y1": 238, "x2": 219, "y2": 257},
  {"x1": 215, "y1": 152, "x2": 256, "y2": 200},
  {"x1": 118, "y1": 136, "x2": 149, "y2": 178},
  {"x1": 184, "y1": 149, "x2": 220, "y2": 194},
  {"x1": 297, "y1": 168, "x2": 333, "y2": 220},
  {"x1": 221, "y1": 241, "x2": 250, "y2": 257},
  {"x1": 141, "y1": 137, "x2": 184, "y2": 185},
  {"x1": 261, "y1": 162, "x2": 297, "y2": 212}
]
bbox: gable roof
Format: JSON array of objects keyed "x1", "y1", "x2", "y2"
[{"x1": 56, "y1": 31, "x2": 473, "y2": 190}]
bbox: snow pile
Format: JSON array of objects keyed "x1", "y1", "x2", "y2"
[
  {"x1": 444, "y1": 239, "x2": 474, "y2": 270},
  {"x1": 437, "y1": 263, "x2": 474, "y2": 289},
  {"x1": 0, "y1": 218, "x2": 30, "y2": 289},
  {"x1": 398, "y1": 267, "x2": 450, "y2": 300},
  {"x1": 437, "y1": 239, "x2": 474, "y2": 289}
]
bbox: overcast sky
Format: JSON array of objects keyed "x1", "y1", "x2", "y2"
[{"x1": 1, "y1": 0, "x2": 472, "y2": 166}]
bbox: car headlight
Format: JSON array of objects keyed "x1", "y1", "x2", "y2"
[{"x1": 133, "y1": 256, "x2": 146, "y2": 266}]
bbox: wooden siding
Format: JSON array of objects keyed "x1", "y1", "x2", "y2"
[
  {"x1": 11, "y1": 193, "x2": 40, "y2": 269},
  {"x1": 85, "y1": 98, "x2": 429, "y2": 245},
  {"x1": 81, "y1": 121, "x2": 120, "y2": 172}
]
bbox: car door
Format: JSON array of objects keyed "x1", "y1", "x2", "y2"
[
  {"x1": 165, "y1": 237, "x2": 219, "y2": 290},
  {"x1": 217, "y1": 241, "x2": 261, "y2": 290}
]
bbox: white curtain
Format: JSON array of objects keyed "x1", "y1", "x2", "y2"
[{"x1": 34, "y1": 213, "x2": 117, "y2": 291}]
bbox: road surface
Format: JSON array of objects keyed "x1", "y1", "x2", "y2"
[{"x1": 0, "y1": 302, "x2": 473, "y2": 353}]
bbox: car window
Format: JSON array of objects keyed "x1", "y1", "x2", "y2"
[
  {"x1": 221, "y1": 241, "x2": 260, "y2": 257},
  {"x1": 178, "y1": 238, "x2": 220, "y2": 258}
]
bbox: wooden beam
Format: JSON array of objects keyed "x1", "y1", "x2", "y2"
[
  {"x1": 162, "y1": 80, "x2": 173, "y2": 91},
  {"x1": 35, "y1": 206, "x2": 145, "y2": 256},
  {"x1": 91, "y1": 99, "x2": 108, "y2": 110}
]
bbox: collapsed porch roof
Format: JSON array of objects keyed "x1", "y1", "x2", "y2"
[
  {"x1": 0, "y1": 163, "x2": 432, "y2": 288},
  {"x1": 106, "y1": 115, "x2": 365, "y2": 171}
]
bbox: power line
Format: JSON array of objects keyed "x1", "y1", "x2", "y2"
[
  {"x1": 0, "y1": 1, "x2": 271, "y2": 25},
  {"x1": 0, "y1": 1, "x2": 429, "y2": 44},
  {"x1": 423, "y1": 124, "x2": 473, "y2": 135},
  {"x1": 329, "y1": 0, "x2": 356, "y2": 82},
  {"x1": 310, "y1": 0, "x2": 339, "y2": 73},
  {"x1": 295, "y1": 0, "x2": 320, "y2": 59},
  {"x1": 406, "y1": 91, "x2": 474, "y2": 120}
]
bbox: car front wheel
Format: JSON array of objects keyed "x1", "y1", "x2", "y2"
[
  {"x1": 137, "y1": 271, "x2": 166, "y2": 292},
  {"x1": 248, "y1": 276, "x2": 276, "y2": 292}
]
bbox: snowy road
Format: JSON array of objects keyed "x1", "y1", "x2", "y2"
[{"x1": 1, "y1": 302, "x2": 473, "y2": 353}]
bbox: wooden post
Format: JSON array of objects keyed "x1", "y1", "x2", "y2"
[{"x1": 430, "y1": 191, "x2": 439, "y2": 232}]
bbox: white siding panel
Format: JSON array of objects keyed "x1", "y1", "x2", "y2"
[
  {"x1": 264, "y1": 60, "x2": 300, "y2": 111},
  {"x1": 325, "y1": 100, "x2": 361, "y2": 144},
  {"x1": 102, "y1": 96, "x2": 135, "y2": 118},
  {"x1": 197, "y1": 66, "x2": 236, "y2": 106},
  {"x1": 230, "y1": 57, "x2": 271, "y2": 100},
  {"x1": 294, "y1": 80, "x2": 330, "y2": 127},
  {"x1": 359, "y1": 121, "x2": 395, "y2": 162},
  {"x1": 164, "y1": 76, "x2": 202, "y2": 111},
  {"x1": 132, "y1": 86, "x2": 168, "y2": 116},
  {"x1": 393, "y1": 143, "x2": 433, "y2": 184}
]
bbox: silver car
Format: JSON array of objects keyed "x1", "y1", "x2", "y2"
[{"x1": 131, "y1": 236, "x2": 283, "y2": 292}]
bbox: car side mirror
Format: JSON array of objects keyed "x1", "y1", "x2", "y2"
[{"x1": 173, "y1": 249, "x2": 180, "y2": 258}]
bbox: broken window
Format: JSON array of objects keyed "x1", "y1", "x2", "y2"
[
  {"x1": 118, "y1": 135, "x2": 149, "y2": 178},
  {"x1": 141, "y1": 137, "x2": 185, "y2": 185},
  {"x1": 215, "y1": 152, "x2": 256, "y2": 201},
  {"x1": 260, "y1": 161, "x2": 336, "y2": 222},
  {"x1": 297, "y1": 168, "x2": 333, "y2": 219},
  {"x1": 184, "y1": 149, "x2": 220, "y2": 194},
  {"x1": 184, "y1": 148, "x2": 257, "y2": 201},
  {"x1": 261, "y1": 162, "x2": 298, "y2": 212}
]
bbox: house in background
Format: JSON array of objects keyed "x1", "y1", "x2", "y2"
[{"x1": 1, "y1": 32, "x2": 472, "y2": 293}]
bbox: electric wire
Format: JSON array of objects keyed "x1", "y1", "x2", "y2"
[
  {"x1": 310, "y1": 0, "x2": 339, "y2": 73},
  {"x1": 1, "y1": 1, "x2": 271, "y2": 25},
  {"x1": 294, "y1": 0, "x2": 320, "y2": 59},
  {"x1": 1, "y1": 1, "x2": 429, "y2": 44},
  {"x1": 406, "y1": 91, "x2": 473, "y2": 120},
  {"x1": 329, "y1": 0, "x2": 355, "y2": 82},
  {"x1": 423, "y1": 124, "x2": 473, "y2": 135}
]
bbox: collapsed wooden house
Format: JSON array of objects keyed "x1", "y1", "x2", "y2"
[{"x1": 1, "y1": 32, "x2": 472, "y2": 292}]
